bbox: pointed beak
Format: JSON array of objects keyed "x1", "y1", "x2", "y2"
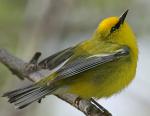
[
  {"x1": 112, "y1": 9, "x2": 129, "y2": 30},
  {"x1": 119, "y1": 9, "x2": 129, "y2": 24}
]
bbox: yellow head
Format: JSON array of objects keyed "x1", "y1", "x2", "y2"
[{"x1": 95, "y1": 10, "x2": 137, "y2": 50}]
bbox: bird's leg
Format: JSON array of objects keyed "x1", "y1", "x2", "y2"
[
  {"x1": 90, "y1": 98, "x2": 112, "y2": 116},
  {"x1": 74, "y1": 96, "x2": 82, "y2": 109},
  {"x1": 25, "y1": 52, "x2": 41, "y2": 73},
  {"x1": 29, "y1": 52, "x2": 41, "y2": 64}
]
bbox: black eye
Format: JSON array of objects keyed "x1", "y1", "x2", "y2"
[{"x1": 110, "y1": 26, "x2": 116, "y2": 33}]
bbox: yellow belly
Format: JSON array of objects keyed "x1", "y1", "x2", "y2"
[{"x1": 65, "y1": 57, "x2": 137, "y2": 99}]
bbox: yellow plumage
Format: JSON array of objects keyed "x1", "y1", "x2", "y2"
[
  {"x1": 3, "y1": 10, "x2": 138, "y2": 109},
  {"x1": 55, "y1": 16, "x2": 138, "y2": 98}
]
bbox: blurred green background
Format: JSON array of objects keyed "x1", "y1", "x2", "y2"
[{"x1": 0, "y1": 0, "x2": 150, "y2": 116}]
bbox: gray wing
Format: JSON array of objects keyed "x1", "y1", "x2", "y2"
[
  {"x1": 38, "y1": 47, "x2": 75, "y2": 70},
  {"x1": 52, "y1": 46, "x2": 130, "y2": 82}
]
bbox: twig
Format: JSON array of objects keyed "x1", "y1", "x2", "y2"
[{"x1": 0, "y1": 48, "x2": 112, "y2": 116}]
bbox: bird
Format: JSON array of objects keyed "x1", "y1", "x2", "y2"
[{"x1": 3, "y1": 9, "x2": 138, "y2": 109}]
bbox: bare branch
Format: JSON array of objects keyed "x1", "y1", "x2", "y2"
[{"x1": 0, "y1": 48, "x2": 112, "y2": 116}]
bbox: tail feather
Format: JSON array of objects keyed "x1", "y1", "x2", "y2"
[
  {"x1": 2, "y1": 84, "x2": 56, "y2": 109},
  {"x1": 3, "y1": 85, "x2": 38, "y2": 98},
  {"x1": 15, "y1": 89, "x2": 52, "y2": 109},
  {"x1": 12, "y1": 87, "x2": 47, "y2": 104},
  {"x1": 8, "y1": 87, "x2": 44, "y2": 103}
]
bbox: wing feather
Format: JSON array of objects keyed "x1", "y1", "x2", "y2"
[
  {"x1": 53, "y1": 46, "x2": 130, "y2": 82},
  {"x1": 38, "y1": 47, "x2": 75, "y2": 70}
]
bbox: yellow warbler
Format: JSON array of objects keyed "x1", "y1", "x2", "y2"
[{"x1": 3, "y1": 9, "x2": 138, "y2": 109}]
